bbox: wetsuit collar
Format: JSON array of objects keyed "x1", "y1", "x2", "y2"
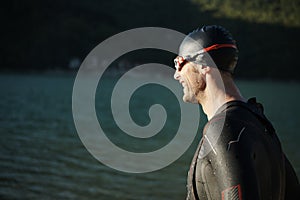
[{"x1": 213, "y1": 100, "x2": 248, "y2": 117}]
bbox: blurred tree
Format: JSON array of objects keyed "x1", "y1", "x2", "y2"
[{"x1": 1, "y1": 0, "x2": 299, "y2": 80}]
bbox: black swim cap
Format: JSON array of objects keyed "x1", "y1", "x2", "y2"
[{"x1": 179, "y1": 25, "x2": 238, "y2": 74}]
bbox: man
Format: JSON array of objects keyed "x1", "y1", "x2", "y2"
[{"x1": 173, "y1": 25, "x2": 299, "y2": 199}]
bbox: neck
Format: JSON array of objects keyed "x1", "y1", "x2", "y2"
[{"x1": 198, "y1": 73, "x2": 245, "y2": 120}]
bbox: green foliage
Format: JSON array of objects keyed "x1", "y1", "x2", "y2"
[
  {"x1": 1, "y1": 0, "x2": 300, "y2": 80},
  {"x1": 192, "y1": 0, "x2": 300, "y2": 27}
]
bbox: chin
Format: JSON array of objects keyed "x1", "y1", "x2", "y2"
[
  {"x1": 183, "y1": 95, "x2": 198, "y2": 104},
  {"x1": 183, "y1": 97, "x2": 188, "y2": 103}
]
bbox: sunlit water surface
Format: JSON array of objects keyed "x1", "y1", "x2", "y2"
[{"x1": 0, "y1": 73, "x2": 299, "y2": 199}]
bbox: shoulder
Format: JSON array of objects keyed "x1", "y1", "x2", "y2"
[{"x1": 199, "y1": 104, "x2": 271, "y2": 160}]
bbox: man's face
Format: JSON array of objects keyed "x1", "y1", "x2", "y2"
[{"x1": 173, "y1": 56, "x2": 205, "y2": 104}]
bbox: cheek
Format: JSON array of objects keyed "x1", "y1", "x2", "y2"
[
  {"x1": 184, "y1": 66, "x2": 205, "y2": 92},
  {"x1": 193, "y1": 75, "x2": 206, "y2": 93},
  {"x1": 199, "y1": 75, "x2": 206, "y2": 90}
]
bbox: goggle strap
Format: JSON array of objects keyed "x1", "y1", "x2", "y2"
[{"x1": 203, "y1": 44, "x2": 237, "y2": 52}]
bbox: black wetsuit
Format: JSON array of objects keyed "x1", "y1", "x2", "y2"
[{"x1": 187, "y1": 98, "x2": 299, "y2": 200}]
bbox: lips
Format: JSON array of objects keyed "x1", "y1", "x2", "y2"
[
  {"x1": 181, "y1": 82, "x2": 186, "y2": 90},
  {"x1": 178, "y1": 79, "x2": 186, "y2": 89}
]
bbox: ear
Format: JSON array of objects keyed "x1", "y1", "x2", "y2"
[{"x1": 198, "y1": 65, "x2": 211, "y2": 75}]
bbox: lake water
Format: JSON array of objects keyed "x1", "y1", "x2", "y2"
[{"x1": 0, "y1": 73, "x2": 299, "y2": 199}]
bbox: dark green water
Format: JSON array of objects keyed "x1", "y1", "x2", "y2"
[{"x1": 0, "y1": 73, "x2": 299, "y2": 199}]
